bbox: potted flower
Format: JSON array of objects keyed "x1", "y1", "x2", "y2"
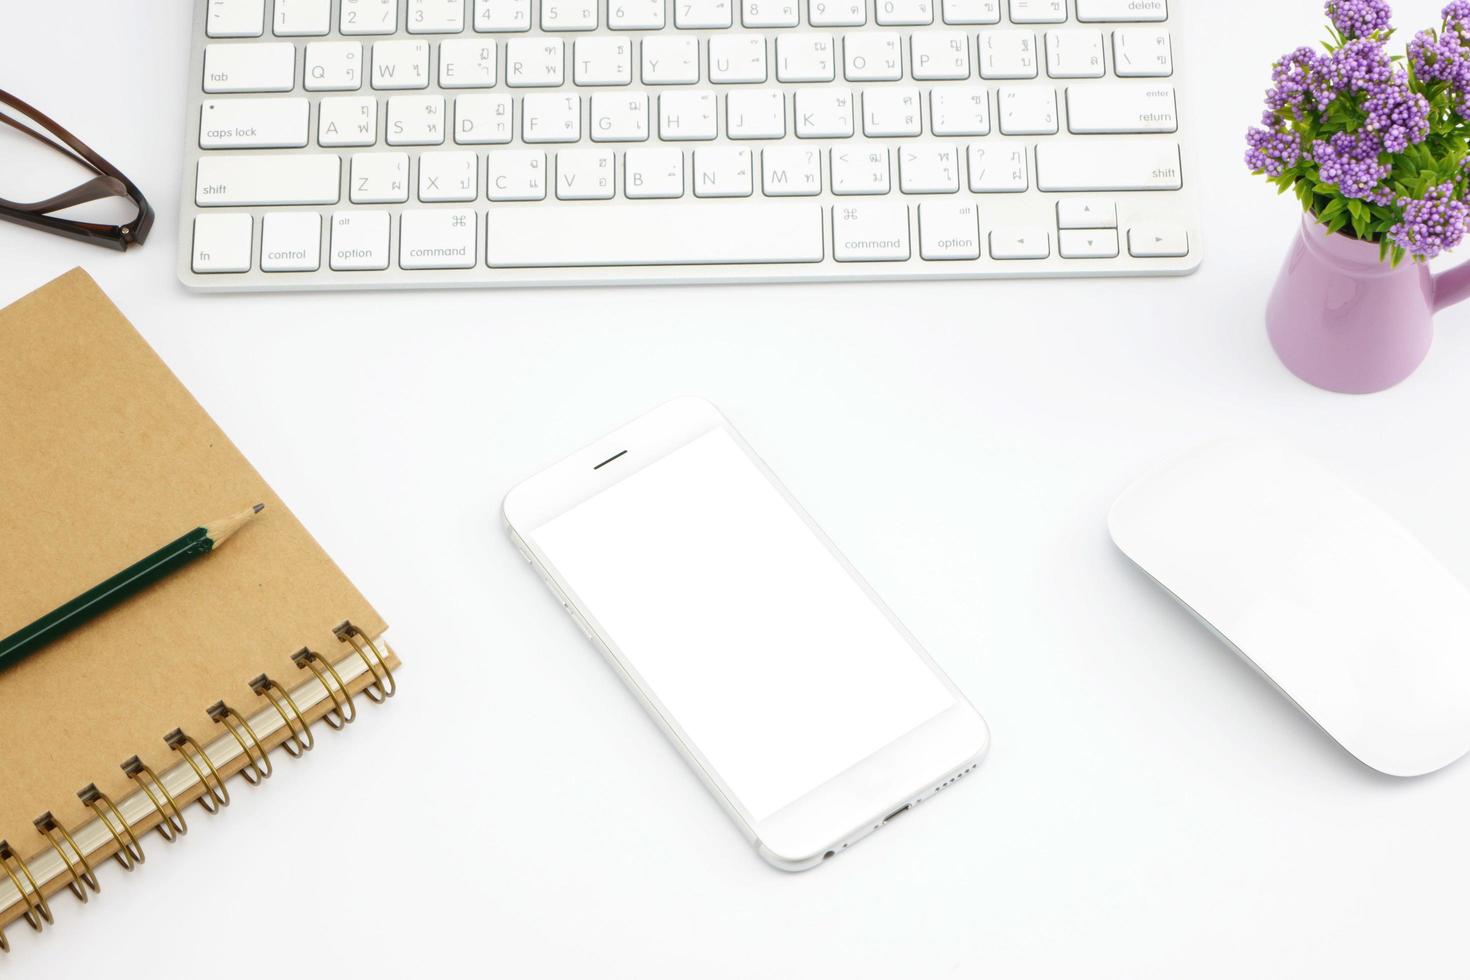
[{"x1": 1247, "y1": 0, "x2": 1470, "y2": 392}]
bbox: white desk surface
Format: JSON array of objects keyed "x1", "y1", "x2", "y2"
[{"x1": 4, "y1": 2, "x2": 1470, "y2": 976}]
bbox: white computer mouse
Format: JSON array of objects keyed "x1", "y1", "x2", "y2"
[{"x1": 1109, "y1": 439, "x2": 1470, "y2": 777}]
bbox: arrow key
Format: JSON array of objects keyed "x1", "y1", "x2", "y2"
[
  {"x1": 1059, "y1": 228, "x2": 1119, "y2": 258},
  {"x1": 1128, "y1": 224, "x2": 1190, "y2": 257},
  {"x1": 989, "y1": 225, "x2": 1050, "y2": 259},
  {"x1": 1057, "y1": 198, "x2": 1117, "y2": 229}
]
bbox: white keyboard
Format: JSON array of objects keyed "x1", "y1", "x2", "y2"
[{"x1": 178, "y1": 0, "x2": 1199, "y2": 290}]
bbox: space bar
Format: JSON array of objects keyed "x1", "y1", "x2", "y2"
[{"x1": 486, "y1": 204, "x2": 826, "y2": 268}]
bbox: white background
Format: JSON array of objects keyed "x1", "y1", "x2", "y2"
[{"x1": 3, "y1": 1, "x2": 1470, "y2": 977}]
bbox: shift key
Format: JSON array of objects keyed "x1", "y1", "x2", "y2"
[
  {"x1": 1035, "y1": 140, "x2": 1181, "y2": 191},
  {"x1": 196, "y1": 154, "x2": 341, "y2": 206}
]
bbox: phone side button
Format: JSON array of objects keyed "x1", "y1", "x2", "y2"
[{"x1": 568, "y1": 608, "x2": 594, "y2": 640}]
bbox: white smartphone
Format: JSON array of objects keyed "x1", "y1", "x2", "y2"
[{"x1": 502, "y1": 398, "x2": 988, "y2": 871}]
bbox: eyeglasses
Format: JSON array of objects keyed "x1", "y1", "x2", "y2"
[{"x1": 0, "y1": 88, "x2": 153, "y2": 251}]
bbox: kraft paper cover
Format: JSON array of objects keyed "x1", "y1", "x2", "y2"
[{"x1": 0, "y1": 268, "x2": 387, "y2": 849}]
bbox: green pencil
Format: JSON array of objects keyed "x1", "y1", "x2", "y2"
[{"x1": 0, "y1": 504, "x2": 265, "y2": 671}]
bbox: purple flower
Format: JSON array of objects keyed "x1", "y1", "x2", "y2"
[
  {"x1": 1364, "y1": 74, "x2": 1431, "y2": 150},
  {"x1": 1311, "y1": 38, "x2": 1394, "y2": 106},
  {"x1": 1327, "y1": 0, "x2": 1392, "y2": 39},
  {"x1": 1391, "y1": 182, "x2": 1470, "y2": 257},
  {"x1": 1411, "y1": 26, "x2": 1470, "y2": 113},
  {"x1": 1446, "y1": 0, "x2": 1470, "y2": 36},
  {"x1": 1312, "y1": 130, "x2": 1392, "y2": 200},
  {"x1": 1245, "y1": 115, "x2": 1303, "y2": 176},
  {"x1": 1265, "y1": 47, "x2": 1323, "y2": 117}
]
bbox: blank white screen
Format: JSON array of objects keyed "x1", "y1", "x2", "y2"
[{"x1": 531, "y1": 429, "x2": 955, "y2": 822}]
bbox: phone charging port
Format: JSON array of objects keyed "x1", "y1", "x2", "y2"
[{"x1": 883, "y1": 804, "x2": 911, "y2": 824}]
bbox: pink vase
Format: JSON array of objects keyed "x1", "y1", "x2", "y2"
[{"x1": 1266, "y1": 215, "x2": 1470, "y2": 394}]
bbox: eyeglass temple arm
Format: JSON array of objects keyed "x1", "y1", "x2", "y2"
[
  {"x1": 0, "y1": 90, "x2": 142, "y2": 214},
  {"x1": 0, "y1": 174, "x2": 129, "y2": 214}
]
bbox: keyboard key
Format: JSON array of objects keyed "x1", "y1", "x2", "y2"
[
  {"x1": 692, "y1": 146, "x2": 753, "y2": 197},
  {"x1": 455, "y1": 93, "x2": 515, "y2": 142},
  {"x1": 809, "y1": 0, "x2": 866, "y2": 27},
  {"x1": 305, "y1": 41, "x2": 365, "y2": 90},
  {"x1": 475, "y1": 0, "x2": 533, "y2": 30},
  {"x1": 1128, "y1": 224, "x2": 1188, "y2": 257},
  {"x1": 1034, "y1": 139, "x2": 1180, "y2": 190},
  {"x1": 978, "y1": 30, "x2": 1037, "y2": 79},
  {"x1": 556, "y1": 148, "x2": 616, "y2": 198},
  {"x1": 727, "y1": 90, "x2": 785, "y2": 138},
  {"x1": 419, "y1": 150, "x2": 479, "y2": 200},
  {"x1": 591, "y1": 91, "x2": 651, "y2": 140},
  {"x1": 762, "y1": 146, "x2": 822, "y2": 195},
  {"x1": 833, "y1": 202, "x2": 909, "y2": 261},
  {"x1": 487, "y1": 149, "x2": 547, "y2": 198},
  {"x1": 676, "y1": 0, "x2": 734, "y2": 28},
  {"x1": 408, "y1": 0, "x2": 466, "y2": 32},
  {"x1": 709, "y1": 36, "x2": 767, "y2": 83},
  {"x1": 795, "y1": 88, "x2": 854, "y2": 137},
  {"x1": 625, "y1": 147, "x2": 685, "y2": 197},
  {"x1": 507, "y1": 38, "x2": 566, "y2": 86},
  {"x1": 844, "y1": 33, "x2": 902, "y2": 81},
  {"x1": 350, "y1": 152, "x2": 411, "y2": 202},
  {"x1": 742, "y1": 0, "x2": 799, "y2": 28},
  {"x1": 341, "y1": 0, "x2": 400, "y2": 34},
  {"x1": 261, "y1": 212, "x2": 322, "y2": 271},
  {"x1": 440, "y1": 39, "x2": 498, "y2": 87},
  {"x1": 831, "y1": 144, "x2": 890, "y2": 194},
  {"x1": 200, "y1": 97, "x2": 309, "y2": 149},
  {"x1": 1059, "y1": 228, "x2": 1119, "y2": 258},
  {"x1": 610, "y1": 0, "x2": 667, "y2": 29},
  {"x1": 203, "y1": 42, "x2": 295, "y2": 92},
  {"x1": 575, "y1": 37, "x2": 634, "y2": 85},
  {"x1": 875, "y1": 0, "x2": 933, "y2": 26},
  {"x1": 207, "y1": 0, "x2": 266, "y2": 37},
  {"x1": 967, "y1": 142, "x2": 1026, "y2": 191},
  {"x1": 191, "y1": 213, "x2": 253, "y2": 272},
  {"x1": 660, "y1": 90, "x2": 718, "y2": 139},
  {"x1": 542, "y1": 0, "x2": 599, "y2": 29},
  {"x1": 1113, "y1": 28, "x2": 1172, "y2": 76},
  {"x1": 930, "y1": 87, "x2": 989, "y2": 135},
  {"x1": 196, "y1": 154, "x2": 341, "y2": 205},
  {"x1": 777, "y1": 34, "x2": 838, "y2": 83},
  {"x1": 918, "y1": 200, "x2": 979, "y2": 259},
  {"x1": 911, "y1": 31, "x2": 970, "y2": 80},
  {"x1": 400, "y1": 209, "x2": 477, "y2": 268},
  {"x1": 642, "y1": 37, "x2": 700, "y2": 83},
  {"x1": 1009, "y1": 0, "x2": 1064, "y2": 23},
  {"x1": 329, "y1": 210, "x2": 391, "y2": 269},
  {"x1": 997, "y1": 86, "x2": 1056, "y2": 135},
  {"x1": 1045, "y1": 30, "x2": 1104, "y2": 78},
  {"x1": 940, "y1": 0, "x2": 999, "y2": 23},
  {"x1": 898, "y1": 143, "x2": 960, "y2": 193},
  {"x1": 387, "y1": 95, "x2": 447, "y2": 144},
  {"x1": 523, "y1": 92, "x2": 582, "y2": 141},
  {"x1": 1067, "y1": 83, "x2": 1176, "y2": 133},
  {"x1": 1076, "y1": 0, "x2": 1166, "y2": 21},
  {"x1": 484, "y1": 203, "x2": 824, "y2": 266},
  {"x1": 372, "y1": 39, "x2": 431, "y2": 89},
  {"x1": 1056, "y1": 198, "x2": 1116, "y2": 228},
  {"x1": 989, "y1": 226, "x2": 1049, "y2": 259},
  {"x1": 273, "y1": 0, "x2": 332, "y2": 34},
  {"x1": 862, "y1": 87, "x2": 921, "y2": 136}
]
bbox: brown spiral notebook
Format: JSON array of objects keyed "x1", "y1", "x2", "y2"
[{"x1": 0, "y1": 269, "x2": 401, "y2": 952}]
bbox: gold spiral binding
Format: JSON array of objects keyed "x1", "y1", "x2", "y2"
[
  {"x1": 249, "y1": 674, "x2": 314, "y2": 757},
  {"x1": 207, "y1": 701, "x2": 273, "y2": 784},
  {"x1": 33, "y1": 813, "x2": 99, "y2": 902},
  {"x1": 121, "y1": 756, "x2": 187, "y2": 840},
  {"x1": 292, "y1": 647, "x2": 355, "y2": 729},
  {"x1": 78, "y1": 784, "x2": 144, "y2": 870},
  {"x1": 165, "y1": 728, "x2": 230, "y2": 813},
  {"x1": 0, "y1": 840, "x2": 52, "y2": 933},
  {"x1": 335, "y1": 621, "x2": 396, "y2": 702}
]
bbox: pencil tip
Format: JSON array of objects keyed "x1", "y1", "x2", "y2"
[{"x1": 253, "y1": 503, "x2": 265, "y2": 514}]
